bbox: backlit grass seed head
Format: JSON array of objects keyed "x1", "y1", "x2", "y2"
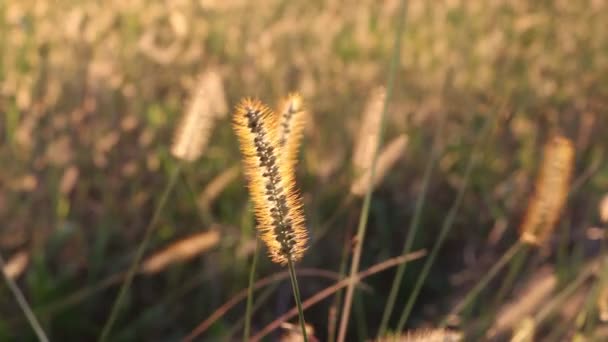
[
  {"x1": 233, "y1": 98, "x2": 308, "y2": 265},
  {"x1": 170, "y1": 86, "x2": 214, "y2": 161},
  {"x1": 353, "y1": 87, "x2": 386, "y2": 174},
  {"x1": 276, "y1": 93, "x2": 306, "y2": 166},
  {"x1": 520, "y1": 136, "x2": 575, "y2": 245}
]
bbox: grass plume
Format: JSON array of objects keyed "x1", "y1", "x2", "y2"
[
  {"x1": 276, "y1": 93, "x2": 307, "y2": 165},
  {"x1": 520, "y1": 136, "x2": 575, "y2": 245},
  {"x1": 233, "y1": 98, "x2": 308, "y2": 264}
]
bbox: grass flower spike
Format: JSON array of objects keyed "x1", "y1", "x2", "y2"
[
  {"x1": 276, "y1": 93, "x2": 307, "y2": 165},
  {"x1": 520, "y1": 135, "x2": 575, "y2": 245},
  {"x1": 233, "y1": 98, "x2": 308, "y2": 265}
]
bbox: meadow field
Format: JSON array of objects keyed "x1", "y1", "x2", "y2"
[{"x1": 1, "y1": 0, "x2": 608, "y2": 341}]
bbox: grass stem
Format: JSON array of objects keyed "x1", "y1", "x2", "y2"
[
  {"x1": 336, "y1": 1, "x2": 408, "y2": 340},
  {"x1": 243, "y1": 239, "x2": 260, "y2": 341},
  {"x1": 0, "y1": 253, "x2": 49, "y2": 342},
  {"x1": 288, "y1": 257, "x2": 308, "y2": 342},
  {"x1": 395, "y1": 108, "x2": 496, "y2": 332},
  {"x1": 99, "y1": 163, "x2": 182, "y2": 342},
  {"x1": 440, "y1": 241, "x2": 523, "y2": 327}
]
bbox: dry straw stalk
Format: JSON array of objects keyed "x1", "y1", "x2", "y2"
[
  {"x1": 520, "y1": 135, "x2": 575, "y2": 245},
  {"x1": 232, "y1": 98, "x2": 308, "y2": 265}
]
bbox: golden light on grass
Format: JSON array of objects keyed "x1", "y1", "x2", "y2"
[
  {"x1": 520, "y1": 136, "x2": 575, "y2": 245},
  {"x1": 171, "y1": 79, "x2": 216, "y2": 162},
  {"x1": 276, "y1": 93, "x2": 307, "y2": 165},
  {"x1": 140, "y1": 230, "x2": 220, "y2": 275},
  {"x1": 233, "y1": 98, "x2": 308, "y2": 265},
  {"x1": 353, "y1": 87, "x2": 386, "y2": 174},
  {"x1": 351, "y1": 134, "x2": 408, "y2": 196}
]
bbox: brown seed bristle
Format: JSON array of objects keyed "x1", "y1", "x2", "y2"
[
  {"x1": 232, "y1": 98, "x2": 308, "y2": 265},
  {"x1": 276, "y1": 93, "x2": 306, "y2": 166},
  {"x1": 170, "y1": 85, "x2": 213, "y2": 162},
  {"x1": 520, "y1": 136, "x2": 575, "y2": 245}
]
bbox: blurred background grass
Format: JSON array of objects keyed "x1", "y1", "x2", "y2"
[{"x1": 1, "y1": 0, "x2": 608, "y2": 340}]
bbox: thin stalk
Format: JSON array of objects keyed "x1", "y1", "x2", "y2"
[
  {"x1": 251, "y1": 250, "x2": 426, "y2": 342},
  {"x1": 0, "y1": 253, "x2": 49, "y2": 342},
  {"x1": 329, "y1": 234, "x2": 353, "y2": 342},
  {"x1": 228, "y1": 283, "x2": 278, "y2": 339},
  {"x1": 492, "y1": 243, "x2": 530, "y2": 306},
  {"x1": 288, "y1": 258, "x2": 308, "y2": 342},
  {"x1": 243, "y1": 239, "x2": 260, "y2": 341},
  {"x1": 395, "y1": 109, "x2": 496, "y2": 332},
  {"x1": 336, "y1": 0, "x2": 408, "y2": 340},
  {"x1": 440, "y1": 241, "x2": 523, "y2": 327},
  {"x1": 377, "y1": 118, "x2": 443, "y2": 337},
  {"x1": 99, "y1": 164, "x2": 182, "y2": 342}
]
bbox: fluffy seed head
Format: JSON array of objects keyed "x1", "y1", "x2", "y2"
[
  {"x1": 233, "y1": 98, "x2": 308, "y2": 264},
  {"x1": 353, "y1": 87, "x2": 386, "y2": 174},
  {"x1": 171, "y1": 86, "x2": 213, "y2": 161},
  {"x1": 520, "y1": 136, "x2": 575, "y2": 245},
  {"x1": 276, "y1": 93, "x2": 306, "y2": 166}
]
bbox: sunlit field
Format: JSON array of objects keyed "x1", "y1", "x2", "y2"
[{"x1": 1, "y1": 0, "x2": 608, "y2": 341}]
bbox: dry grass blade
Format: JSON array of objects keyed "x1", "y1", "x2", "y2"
[
  {"x1": 488, "y1": 267, "x2": 556, "y2": 337},
  {"x1": 182, "y1": 268, "x2": 365, "y2": 341},
  {"x1": 249, "y1": 250, "x2": 426, "y2": 342},
  {"x1": 352, "y1": 87, "x2": 386, "y2": 174},
  {"x1": 2, "y1": 250, "x2": 29, "y2": 280},
  {"x1": 520, "y1": 135, "x2": 575, "y2": 245},
  {"x1": 197, "y1": 166, "x2": 240, "y2": 208},
  {"x1": 374, "y1": 329, "x2": 462, "y2": 342},
  {"x1": 140, "y1": 230, "x2": 220, "y2": 275},
  {"x1": 351, "y1": 134, "x2": 408, "y2": 196}
]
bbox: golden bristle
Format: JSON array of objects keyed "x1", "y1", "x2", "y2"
[
  {"x1": 353, "y1": 87, "x2": 386, "y2": 174},
  {"x1": 232, "y1": 98, "x2": 308, "y2": 265},
  {"x1": 520, "y1": 136, "x2": 575, "y2": 245},
  {"x1": 170, "y1": 85, "x2": 214, "y2": 162},
  {"x1": 276, "y1": 93, "x2": 306, "y2": 166}
]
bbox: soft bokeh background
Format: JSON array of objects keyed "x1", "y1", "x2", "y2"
[{"x1": 1, "y1": 0, "x2": 608, "y2": 340}]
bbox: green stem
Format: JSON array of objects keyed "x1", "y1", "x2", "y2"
[
  {"x1": 243, "y1": 239, "x2": 260, "y2": 341},
  {"x1": 377, "y1": 118, "x2": 443, "y2": 337},
  {"x1": 336, "y1": 1, "x2": 408, "y2": 340},
  {"x1": 98, "y1": 163, "x2": 182, "y2": 342},
  {"x1": 288, "y1": 258, "x2": 308, "y2": 342},
  {"x1": 0, "y1": 253, "x2": 49, "y2": 342},
  {"x1": 440, "y1": 241, "x2": 523, "y2": 327},
  {"x1": 492, "y1": 243, "x2": 529, "y2": 306},
  {"x1": 395, "y1": 109, "x2": 496, "y2": 332}
]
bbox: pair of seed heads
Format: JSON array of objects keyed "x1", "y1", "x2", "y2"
[{"x1": 233, "y1": 95, "x2": 308, "y2": 265}]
